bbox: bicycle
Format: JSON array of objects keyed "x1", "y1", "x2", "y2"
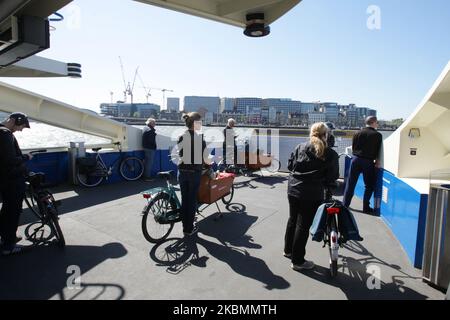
[
  {"x1": 217, "y1": 140, "x2": 281, "y2": 176},
  {"x1": 140, "y1": 170, "x2": 235, "y2": 244},
  {"x1": 76, "y1": 142, "x2": 144, "y2": 187},
  {"x1": 23, "y1": 166, "x2": 65, "y2": 248}
]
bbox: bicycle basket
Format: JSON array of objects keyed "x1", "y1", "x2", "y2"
[{"x1": 77, "y1": 157, "x2": 97, "y2": 174}]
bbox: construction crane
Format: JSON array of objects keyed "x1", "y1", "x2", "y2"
[
  {"x1": 151, "y1": 87, "x2": 174, "y2": 110},
  {"x1": 118, "y1": 57, "x2": 139, "y2": 104}
]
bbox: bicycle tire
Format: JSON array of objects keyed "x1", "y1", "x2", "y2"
[
  {"x1": 264, "y1": 157, "x2": 281, "y2": 173},
  {"x1": 142, "y1": 193, "x2": 177, "y2": 243},
  {"x1": 329, "y1": 216, "x2": 338, "y2": 278},
  {"x1": 76, "y1": 164, "x2": 105, "y2": 187},
  {"x1": 119, "y1": 156, "x2": 144, "y2": 181},
  {"x1": 221, "y1": 184, "x2": 234, "y2": 205}
]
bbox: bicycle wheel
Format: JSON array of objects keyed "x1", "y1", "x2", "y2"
[
  {"x1": 263, "y1": 157, "x2": 281, "y2": 173},
  {"x1": 221, "y1": 184, "x2": 234, "y2": 205},
  {"x1": 76, "y1": 163, "x2": 105, "y2": 187},
  {"x1": 142, "y1": 193, "x2": 177, "y2": 243},
  {"x1": 328, "y1": 216, "x2": 339, "y2": 278},
  {"x1": 120, "y1": 157, "x2": 144, "y2": 181}
]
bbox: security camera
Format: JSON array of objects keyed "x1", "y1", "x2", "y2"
[{"x1": 244, "y1": 13, "x2": 270, "y2": 37}]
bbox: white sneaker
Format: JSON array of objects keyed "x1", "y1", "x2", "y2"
[{"x1": 291, "y1": 260, "x2": 315, "y2": 271}]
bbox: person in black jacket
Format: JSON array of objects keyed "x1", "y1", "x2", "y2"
[
  {"x1": 177, "y1": 112, "x2": 208, "y2": 236},
  {"x1": 284, "y1": 122, "x2": 339, "y2": 271},
  {"x1": 142, "y1": 118, "x2": 157, "y2": 181},
  {"x1": 0, "y1": 112, "x2": 32, "y2": 255},
  {"x1": 223, "y1": 118, "x2": 237, "y2": 165},
  {"x1": 343, "y1": 116, "x2": 382, "y2": 214}
]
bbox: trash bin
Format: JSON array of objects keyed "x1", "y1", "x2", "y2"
[
  {"x1": 68, "y1": 142, "x2": 85, "y2": 185},
  {"x1": 422, "y1": 183, "x2": 450, "y2": 291}
]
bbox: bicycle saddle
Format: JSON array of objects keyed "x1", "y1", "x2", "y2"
[
  {"x1": 157, "y1": 170, "x2": 174, "y2": 179},
  {"x1": 92, "y1": 147, "x2": 102, "y2": 152}
]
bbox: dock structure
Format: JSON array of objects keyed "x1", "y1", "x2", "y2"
[{"x1": 0, "y1": 174, "x2": 444, "y2": 300}]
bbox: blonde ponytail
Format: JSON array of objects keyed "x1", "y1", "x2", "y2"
[{"x1": 309, "y1": 122, "x2": 328, "y2": 159}]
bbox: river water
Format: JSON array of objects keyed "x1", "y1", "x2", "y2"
[{"x1": 14, "y1": 122, "x2": 392, "y2": 173}]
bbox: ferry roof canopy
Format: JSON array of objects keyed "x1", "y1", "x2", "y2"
[{"x1": 134, "y1": 0, "x2": 301, "y2": 30}]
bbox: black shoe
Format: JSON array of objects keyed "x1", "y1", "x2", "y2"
[
  {"x1": 363, "y1": 207, "x2": 375, "y2": 214},
  {"x1": 0, "y1": 235, "x2": 22, "y2": 246}
]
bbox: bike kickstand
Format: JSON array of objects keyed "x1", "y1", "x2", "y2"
[{"x1": 214, "y1": 202, "x2": 223, "y2": 221}]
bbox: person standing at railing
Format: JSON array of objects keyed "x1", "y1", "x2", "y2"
[
  {"x1": 0, "y1": 112, "x2": 33, "y2": 256},
  {"x1": 223, "y1": 118, "x2": 238, "y2": 165},
  {"x1": 142, "y1": 118, "x2": 157, "y2": 182},
  {"x1": 177, "y1": 112, "x2": 208, "y2": 236},
  {"x1": 284, "y1": 122, "x2": 339, "y2": 271},
  {"x1": 343, "y1": 116, "x2": 383, "y2": 214}
]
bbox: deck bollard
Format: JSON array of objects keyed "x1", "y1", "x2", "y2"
[{"x1": 68, "y1": 141, "x2": 86, "y2": 185}]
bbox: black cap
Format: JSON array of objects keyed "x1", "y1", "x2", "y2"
[{"x1": 9, "y1": 112, "x2": 30, "y2": 128}]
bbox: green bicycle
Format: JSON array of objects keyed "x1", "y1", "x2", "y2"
[{"x1": 140, "y1": 170, "x2": 234, "y2": 243}]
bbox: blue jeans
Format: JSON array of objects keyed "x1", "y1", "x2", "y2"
[
  {"x1": 178, "y1": 170, "x2": 202, "y2": 233},
  {"x1": 343, "y1": 156, "x2": 376, "y2": 211},
  {"x1": 143, "y1": 149, "x2": 156, "y2": 178}
]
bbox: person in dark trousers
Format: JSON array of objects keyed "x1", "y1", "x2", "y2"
[
  {"x1": 343, "y1": 116, "x2": 383, "y2": 214},
  {"x1": 223, "y1": 118, "x2": 237, "y2": 165},
  {"x1": 0, "y1": 112, "x2": 33, "y2": 255},
  {"x1": 142, "y1": 118, "x2": 157, "y2": 181},
  {"x1": 177, "y1": 112, "x2": 208, "y2": 236},
  {"x1": 284, "y1": 122, "x2": 339, "y2": 271}
]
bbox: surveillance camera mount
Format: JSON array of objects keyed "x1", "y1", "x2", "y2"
[{"x1": 244, "y1": 13, "x2": 270, "y2": 37}]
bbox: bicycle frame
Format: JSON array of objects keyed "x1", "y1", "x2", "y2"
[{"x1": 141, "y1": 179, "x2": 181, "y2": 210}]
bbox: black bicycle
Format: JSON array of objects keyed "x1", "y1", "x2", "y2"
[
  {"x1": 76, "y1": 142, "x2": 144, "y2": 187},
  {"x1": 24, "y1": 167, "x2": 65, "y2": 248}
]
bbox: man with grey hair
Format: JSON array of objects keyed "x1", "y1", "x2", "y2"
[
  {"x1": 142, "y1": 118, "x2": 157, "y2": 181},
  {"x1": 343, "y1": 116, "x2": 382, "y2": 214},
  {"x1": 223, "y1": 118, "x2": 237, "y2": 164}
]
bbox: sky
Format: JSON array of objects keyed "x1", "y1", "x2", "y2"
[{"x1": 3, "y1": 0, "x2": 450, "y2": 120}]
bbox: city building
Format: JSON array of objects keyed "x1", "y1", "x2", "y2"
[
  {"x1": 167, "y1": 97, "x2": 180, "y2": 112},
  {"x1": 322, "y1": 102, "x2": 339, "y2": 123},
  {"x1": 100, "y1": 103, "x2": 160, "y2": 118},
  {"x1": 263, "y1": 98, "x2": 302, "y2": 118},
  {"x1": 300, "y1": 102, "x2": 317, "y2": 114},
  {"x1": 235, "y1": 98, "x2": 262, "y2": 115},
  {"x1": 183, "y1": 96, "x2": 220, "y2": 114},
  {"x1": 308, "y1": 112, "x2": 326, "y2": 125},
  {"x1": 220, "y1": 97, "x2": 235, "y2": 113}
]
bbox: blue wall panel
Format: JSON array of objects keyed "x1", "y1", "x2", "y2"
[
  {"x1": 344, "y1": 157, "x2": 428, "y2": 268},
  {"x1": 26, "y1": 151, "x2": 68, "y2": 185}
]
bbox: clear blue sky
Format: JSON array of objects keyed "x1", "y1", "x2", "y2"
[{"x1": 4, "y1": 0, "x2": 450, "y2": 120}]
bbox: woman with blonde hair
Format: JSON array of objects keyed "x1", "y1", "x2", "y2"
[{"x1": 284, "y1": 122, "x2": 339, "y2": 271}]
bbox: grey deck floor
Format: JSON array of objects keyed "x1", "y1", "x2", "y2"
[{"x1": 0, "y1": 173, "x2": 445, "y2": 300}]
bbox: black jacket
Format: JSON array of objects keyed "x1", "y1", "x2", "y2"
[
  {"x1": 177, "y1": 130, "x2": 207, "y2": 171},
  {"x1": 142, "y1": 127, "x2": 157, "y2": 150},
  {"x1": 287, "y1": 142, "x2": 339, "y2": 201},
  {"x1": 0, "y1": 125, "x2": 28, "y2": 184},
  {"x1": 352, "y1": 127, "x2": 382, "y2": 161}
]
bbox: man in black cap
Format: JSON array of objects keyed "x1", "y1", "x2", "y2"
[
  {"x1": 0, "y1": 112, "x2": 32, "y2": 255},
  {"x1": 343, "y1": 116, "x2": 383, "y2": 214}
]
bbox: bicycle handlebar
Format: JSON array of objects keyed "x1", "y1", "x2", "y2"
[{"x1": 29, "y1": 149, "x2": 47, "y2": 154}]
